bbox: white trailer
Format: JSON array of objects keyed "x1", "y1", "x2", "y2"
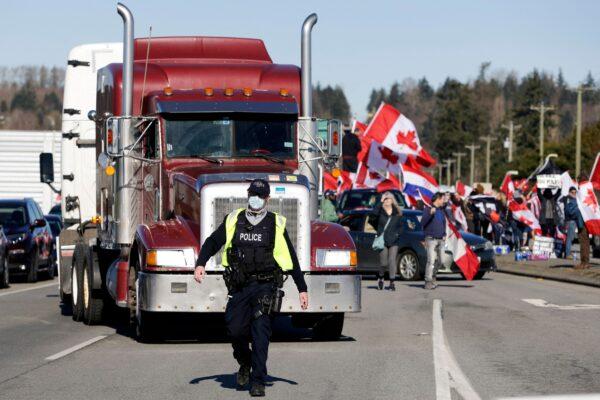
[{"x1": 0, "y1": 130, "x2": 61, "y2": 213}]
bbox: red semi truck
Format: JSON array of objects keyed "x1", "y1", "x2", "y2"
[{"x1": 40, "y1": 3, "x2": 360, "y2": 341}]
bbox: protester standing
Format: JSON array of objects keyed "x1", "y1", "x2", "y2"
[
  {"x1": 368, "y1": 192, "x2": 402, "y2": 291},
  {"x1": 421, "y1": 193, "x2": 447, "y2": 290},
  {"x1": 341, "y1": 128, "x2": 361, "y2": 172},
  {"x1": 563, "y1": 186, "x2": 580, "y2": 259},
  {"x1": 539, "y1": 188, "x2": 560, "y2": 236}
]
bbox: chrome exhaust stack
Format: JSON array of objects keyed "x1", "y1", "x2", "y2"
[
  {"x1": 115, "y1": 2, "x2": 135, "y2": 244},
  {"x1": 298, "y1": 13, "x2": 319, "y2": 220}
]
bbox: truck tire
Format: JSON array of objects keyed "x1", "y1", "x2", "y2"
[
  {"x1": 397, "y1": 250, "x2": 422, "y2": 281},
  {"x1": 128, "y1": 266, "x2": 158, "y2": 343},
  {"x1": 1, "y1": 256, "x2": 9, "y2": 288},
  {"x1": 71, "y1": 245, "x2": 85, "y2": 322},
  {"x1": 82, "y1": 250, "x2": 104, "y2": 325},
  {"x1": 26, "y1": 251, "x2": 39, "y2": 283},
  {"x1": 313, "y1": 313, "x2": 344, "y2": 340}
]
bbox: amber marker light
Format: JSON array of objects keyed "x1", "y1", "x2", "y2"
[
  {"x1": 242, "y1": 87, "x2": 253, "y2": 97},
  {"x1": 204, "y1": 87, "x2": 214, "y2": 96},
  {"x1": 105, "y1": 165, "x2": 116, "y2": 176},
  {"x1": 331, "y1": 168, "x2": 341, "y2": 178},
  {"x1": 224, "y1": 87, "x2": 234, "y2": 96},
  {"x1": 350, "y1": 251, "x2": 357, "y2": 267},
  {"x1": 279, "y1": 88, "x2": 289, "y2": 97},
  {"x1": 146, "y1": 250, "x2": 158, "y2": 266},
  {"x1": 163, "y1": 86, "x2": 173, "y2": 96},
  {"x1": 91, "y1": 215, "x2": 103, "y2": 224}
]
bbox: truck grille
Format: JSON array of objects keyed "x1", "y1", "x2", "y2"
[{"x1": 213, "y1": 197, "x2": 299, "y2": 266}]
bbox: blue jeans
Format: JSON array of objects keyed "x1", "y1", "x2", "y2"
[{"x1": 565, "y1": 220, "x2": 577, "y2": 257}]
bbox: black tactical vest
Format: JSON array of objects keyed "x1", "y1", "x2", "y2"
[{"x1": 231, "y1": 212, "x2": 277, "y2": 273}]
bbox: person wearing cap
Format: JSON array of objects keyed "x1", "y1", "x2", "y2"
[
  {"x1": 320, "y1": 190, "x2": 338, "y2": 223},
  {"x1": 194, "y1": 178, "x2": 308, "y2": 397}
]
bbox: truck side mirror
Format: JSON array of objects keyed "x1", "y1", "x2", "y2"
[
  {"x1": 105, "y1": 118, "x2": 120, "y2": 155},
  {"x1": 39, "y1": 153, "x2": 54, "y2": 183},
  {"x1": 327, "y1": 119, "x2": 342, "y2": 159}
]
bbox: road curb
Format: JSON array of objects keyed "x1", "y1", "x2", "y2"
[{"x1": 496, "y1": 261, "x2": 600, "y2": 289}]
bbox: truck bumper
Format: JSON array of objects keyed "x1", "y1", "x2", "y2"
[{"x1": 137, "y1": 272, "x2": 362, "y2": 313}]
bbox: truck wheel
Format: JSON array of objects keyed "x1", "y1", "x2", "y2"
[
  {"x1": 26, "y1": 252, "x2": 39, "y2": 283},
  {"x1": 71, "y1": 247, "x2": 84, "y2": 322},
  {"x1": 82, "y1": 253, "x2": 104, "y2": 325},
  {"x1": 313, "y1": 313, "x2": 344, "y2": 340},
  {"x1": 1, "y1": 256, "x2": 9, "y2": 288},
  {"x1": 128, "y1": 267, "x2": 157, "y2": 343},
  {"x1": 397, "y1": 250, "x2": 421, "y2": 281}
]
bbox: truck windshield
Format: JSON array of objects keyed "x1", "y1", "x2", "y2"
[{"x1": 164, "y1": 114, "x2": 296, "y2": 159}]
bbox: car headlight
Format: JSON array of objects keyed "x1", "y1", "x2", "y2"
[
  {"x1": 146, "y1": 248, "x2": 195, "y2": 269},
  {"x1": 9, "y1": 233, "x2": 28, "y2": 243},
  {"x1": 315, "y1": 249, "x2": 357, "y2": 268}
]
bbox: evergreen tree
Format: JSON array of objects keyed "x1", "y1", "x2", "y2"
[{"x1": 10, "y1": 82, "x2": 37, "y2": 111}]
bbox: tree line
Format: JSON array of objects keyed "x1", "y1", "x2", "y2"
[{"x1": 0, "y1": 66, "x2": 64, "y2": 130}]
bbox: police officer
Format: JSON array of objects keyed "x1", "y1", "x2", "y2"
[{"x1": 194, "y1": 179, "x2": 308, "y2": 397}]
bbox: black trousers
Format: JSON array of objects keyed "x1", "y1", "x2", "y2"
[{"x1": 224, "y1": 281, "x2": 273, "y2": 385}]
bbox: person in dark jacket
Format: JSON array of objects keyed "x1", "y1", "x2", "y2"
[
  {"x1": 575, "y1": 174, "x2": 591, "y2": 269},
  {"x1": 421, "y1": 193, "x2": 447, "y2": 290},
  {"x1": 563, "y1": 187, "x2": 581, "y2": 258},
  {"x1": 539, "y1": 188, "x2": 561, "y2": 236},
  {"x1": 341, "y1": 128, "x2": 362, "y2": 172},
  {"x1": 368, "y1": 191, "x2": 402, "y2": 290}
]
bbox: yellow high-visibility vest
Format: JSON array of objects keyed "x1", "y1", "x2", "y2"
[{"x1": 221, "y1": 208, "x2": 293, "y2": 271}]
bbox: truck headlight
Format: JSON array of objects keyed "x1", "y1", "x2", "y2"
[
  {"x1": 315, "y1": 249, "x2": 357, "y2": 268},
  {"x1": 146, "y1": 248, "x2": 195, "y2": 269}
]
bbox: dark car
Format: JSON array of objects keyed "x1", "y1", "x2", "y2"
[
  {"x1": 44, "y1": 214, "x2": 62, "y2": 272},
  {"x1": 337, "y1": 189, "x2": 406, "y2": 217},
  {"x1": 341, "y1": 209, "x2": 495, "y2": 280},
  {"x1": 48, "y1": 204, "x2": 61, "y2": 217},
  {"x1": 0, "y1": 226, "x2": 9, "y2": 288},
  {"x1": 0, "y1": 198, "x2": 55, "y2": 282}
]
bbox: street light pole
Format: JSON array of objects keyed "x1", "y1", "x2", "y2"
[
  {"x1": 479, "y1": 135, "x2": 495, "y2": 184},
  {"x1": 452, "y1": 152, "x2": 466, "y2": 181},
  {"x1": 530, "y1": 102, "x2": 555, "y2": 163},
  {"x1": 443, "y1": 159, "x2": 455, "y2": 186},
  {"x1": 465, "y1": 144, "x2": 480, "y2": 186},
  {"x1": 437, "y1": 164, "x2": 443, "y2": 184},
  {"x1": 501, "y1": 120, "x2": 521, "y2": 163}
]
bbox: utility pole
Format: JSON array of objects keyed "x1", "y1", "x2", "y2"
[
  {"x1": 479, "y1": 135, "x2": 495, "y2": 184},
  {"x1": 443, "y1": 158, "x2": 455, "y2": 186},
  {"x1": 530, "y1": 102, "x2": 555, "y2": 163},
  {"x1": 437, "y1": 164, "x2": 443, "y2": 184},
  {"x1": 575, "y1": 85, "x2": 593, "y2": 178},
  {"x1": 501, "y1": 120, "x2": 521, "y2": 163},
  {"x1": 452, "y1": 152, "x2": 466, "y2": 181},
  {"x1": 465, "y1": 144, "x2": 480, "y2": 186}
]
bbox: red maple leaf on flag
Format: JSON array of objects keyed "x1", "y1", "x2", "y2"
[
  {"x1": 378, "y1": 145, "x2": 399, "y2": 165},
  {"x1": 396, "y1": 130, "x2": 419, "y2": 150},
  {"x1": 584, "y1": 189, "x2": 599, "y2": 213},
  {"x1": 369, "y1": 171, "x2": 382, "y2": 180}
]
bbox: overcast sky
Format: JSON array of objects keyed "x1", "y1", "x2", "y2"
[{"x1": 1, "y1": 0, "x2": 599, "y2": 119}]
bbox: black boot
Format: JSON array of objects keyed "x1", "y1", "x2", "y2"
[
  {"x1": 236, "y1": 365, "x2": 250, "y2": 388},
  {"x1": 388, "y1": 281, "x2": 396, "y2": 291},
  {"x1": 250, "y1": 382, "x2": 266, "y2": 397},
  {"x1": 377, "y1": 277, "x2": 384, "y2": 290}
]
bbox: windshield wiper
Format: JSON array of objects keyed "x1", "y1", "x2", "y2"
[
  {"x1": 187, "y1": 155, "x2": 222, "y2": 164},
  {"x1": 251, "y1": 154, "x2": 285, "y2": 164}
]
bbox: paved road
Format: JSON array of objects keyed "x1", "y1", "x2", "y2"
[{"x1": 1, "y1": 272, "x2": 600, "y2": 400}]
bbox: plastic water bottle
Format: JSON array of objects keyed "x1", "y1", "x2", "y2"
[{"x1": 573, "y1": 252, "x2": 578, "y2": 262}]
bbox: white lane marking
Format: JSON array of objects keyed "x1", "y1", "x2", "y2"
[
  {"x1": 45, "y1": 336, "x2": 108, "y2": 361},
  {"x1": 432, "y1": 299, "x2": 482, "y2": 400},
  {"x1": 523, "y1": 299, "x2": 600, "y2": 310},
  {"x1": 0, "y1": 282, "x2": 58, "y2": 298}
]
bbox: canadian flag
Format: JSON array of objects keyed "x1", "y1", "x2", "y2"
[
  {"x1": 576, "y1": 180, "x2": 600, "y2": 235},
  {"x1": 590, "y1": 152, "x2": 600, "y2": 190},
  {"x1": 352, "y1": 119, "x2": 368, "y2": 135},
  {"x1": 365, "y1": 140, "x2": 406, "y2": 177},
  {"x1": 452, "y1": 204, "x2": 468, "y2": 231},
  {"x1": 500, "y1": 173, "x2": 515, "y2": 200},
  {"x1": 445, "y1": 215, "x2": 480, "y2": 280},
  {"x1": 323, "y1": 171, "x2": 337, "y2": 192},
  {"x1": 456, "y1": 180, "x2": 473, "y2": 199},
  {"x1": 508, "y1": 199, "x2": 542, "y2": 235},
  {"x1": 364, "y1": 103, "x2": 436, "y2": 167}
]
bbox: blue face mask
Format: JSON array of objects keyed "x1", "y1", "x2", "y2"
[{"x1": 248, "y1": 196, "x2": 266, "y2": 211}]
